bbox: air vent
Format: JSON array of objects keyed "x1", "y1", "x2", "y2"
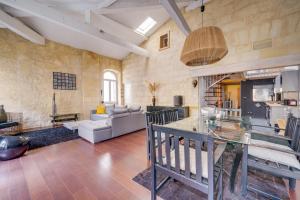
[{"x1": 252, "y1": 39, "x2": 272, "y2": 50}]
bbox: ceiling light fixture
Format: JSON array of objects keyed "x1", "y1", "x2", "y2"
[{"x1": 180, "y1": 0, "x2": 228, "y2": 66}]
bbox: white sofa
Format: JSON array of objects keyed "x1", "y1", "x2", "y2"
[
  {"x1": 90, "y1": 111, "x2": 109, "y2": 121},
  {"x1": 78, "y1": 110, "x2": 145, "y2": 143},
  {"x1": 78, "y1": 120, "x2": 112, "y2": 143},
  {"x1": 90, "y1": 104, "x2": 125, "y2": 121}
]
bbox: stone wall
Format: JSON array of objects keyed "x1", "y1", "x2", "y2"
[
  {"x1": 0, "y1": 29, "x2": 121, "y2": 129},
  {"x1": 122, "y1": 0, "x2": 300, "y2": 116}
]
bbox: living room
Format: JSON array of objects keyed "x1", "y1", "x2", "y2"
[{"x1": 0, "y1": 0, "x2": 300, "y2": 200}]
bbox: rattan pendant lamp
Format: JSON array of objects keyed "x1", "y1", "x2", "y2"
[{"x1": 180, "y1": 0, "x2": 228, "y2": 66}]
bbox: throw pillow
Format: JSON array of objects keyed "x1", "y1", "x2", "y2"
[
  {"x1": 105, "y1": 104, "x2": 115, "y2": 115},
  {"x1": 96, "y1": 105, "x2": 106, "y2": 114},
  {"x1": 115, "y1": 105, "x2": 127, "y2": 109},
  {"x1": 128, "y1": 105, "x2": 141, "y2": 112},
  {"x1": 111, "y1": 108, "x2": 128, "y2": 115},
  {"x1": 110, "y1": 112, "x2": 130, "y2": 118}
]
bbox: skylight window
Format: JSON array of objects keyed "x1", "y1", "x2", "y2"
[{"x1": 135, "y1": 17, "x2": 157, "y2": 35}]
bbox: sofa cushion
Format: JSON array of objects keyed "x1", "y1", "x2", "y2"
[
  {"x1": 131, "y1": 110, "x2": 143, "y2": 115},
  {"x1": 105, "y1": 104, "x2": 115, "y2": 115},
  {"x1": 163, "y1": 144, "x2": 208, "y2": 178},
  {"x1": 128, "y1": 105, "x2": 141, "y2": 112},
  {"x1": 110, "y1": 112, "x2": 130, "y2": 118},
  {"x1": 250, "y1": 139, "x2": 291, "y2": 151},
  {"x1": 115, "y1": 105, "x2": 127, "y2": 109},
  {"x1": 91, "y1": 114, "x2": 109, "y2": 121},
  {"x1": 79, "y1": 120, "x2": 111, "y2": 131},
  {"x1": 110, "y1": 108, "x2": 128, "y2": 115}
]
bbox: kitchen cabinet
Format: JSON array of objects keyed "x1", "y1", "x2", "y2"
[
  {"x1": 274, "y1": 75, "x2": 281, "y2": 93},
  {"x1": 146, "y1": 106, "x2": 189, "y2": 119},
  {"x1": 281, "y1": 71, "x2": 299, "y2": 92}
]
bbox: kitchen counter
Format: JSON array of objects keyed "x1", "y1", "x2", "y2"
[
  {"x1": 267, "y1": 103, "x2": 299, "y2": 125},
  {"x1": 266, "y1": 102, "x2": 283, "y2": 107},
  {"x1": 266, "y1": 102, "x2": 299, "y2": 108}
]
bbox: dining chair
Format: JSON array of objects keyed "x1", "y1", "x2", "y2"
[
  {"x1": 247, "y1": 113, "x2": 297, "y2": 146},
  {"x1": 149, "y1": 123, "x2": 226, "y2": 200},
  {"x1": 241, "y1": 117, "x2": 300, "y2": 199},
  {"x1": 163, "y1": 109, "x2": 179, "y2": 124},
  {"x1": 145, "y1": 109, "x2": 179, "y2": 160}
]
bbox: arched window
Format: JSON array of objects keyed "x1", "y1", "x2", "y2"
[{"x1": 103, "y1": 71, "x2": 117, "y2": 103}]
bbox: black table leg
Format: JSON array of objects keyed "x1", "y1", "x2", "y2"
[{"x1": 229, "y1": 144, "x2": 243, "y2": 193}]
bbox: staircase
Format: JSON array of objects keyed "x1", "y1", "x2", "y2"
[{"x1": 203, "y1": 74, "x2": 231, "y2": 107}]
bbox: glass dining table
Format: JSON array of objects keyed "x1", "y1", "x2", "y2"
[
  {"x1": 159, "y1": 116, "x2": 251, "y2": 193},
  {"x1": 161, "y1": 116, "x2": 251, "y2": 144}
]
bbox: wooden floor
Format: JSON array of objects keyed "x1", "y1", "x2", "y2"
[
  {"x1": 0, "y1": 130, "x2": 152, "y2": 200},
  {"x1": 0, "y1": 129, "x2": 299, "y2": 200}
]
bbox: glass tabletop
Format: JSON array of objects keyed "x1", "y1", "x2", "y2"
[{"x1": 159, "y1": 117, "x2": 251, "y2": 144}]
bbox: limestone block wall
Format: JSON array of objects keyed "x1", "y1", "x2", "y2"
[
  {"x1": 122, "y1": 0, "x2": 300, "y2": 116},
  {"x1": 0, "y1": 29, "x2": 121, "y2": 129}
]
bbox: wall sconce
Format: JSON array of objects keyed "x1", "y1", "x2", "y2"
[{"x1": 192, "y1": 79, "x2": 198, "y2": 88}]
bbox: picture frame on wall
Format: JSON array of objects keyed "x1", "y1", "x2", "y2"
[
  {"x1": 53, "y1": 72, "x2": 76, "y2": 90},
  {"x1": 159, "y1": 31, "x2": 170, "y2": 51}
]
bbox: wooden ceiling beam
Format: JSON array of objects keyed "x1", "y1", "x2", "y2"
[
  {"x1": 0, "y1": 22, "x2": 6, "y2": 28},
  {"x1": 0, "y1": 9, "x2": 45, "y2": 44},
  {"x1": 93, "y1": 5, "x2": 163, "y2": 15},
  {"x1": 185, "y1": 0, "x2": 211, "y2": 12},
  {"x1": 85, "y1": 10, "x2": 147, "y2": 42},
  {"x1": 43, "y1": 0, "x2": 118, "y2": 13},
  {"x1": 160, "y1": 0, "x2": 191, "y2": 36},
  {"x1": 2, "y1": 6, "x2": 32, "y2": 17},
  {"x1": 0, "y1": 0, "x2": 149, "y2": 57},
  {"x1": 92, "y1": 0, "x2": 190, "y2": 14}
]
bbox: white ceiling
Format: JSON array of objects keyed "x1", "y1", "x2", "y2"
[
  {"x1": 106, "y1": 9, "x2": 169, "y2": 38},
  {"x1": 0, "y1": 0, "x2": 194, "y2": 59}
]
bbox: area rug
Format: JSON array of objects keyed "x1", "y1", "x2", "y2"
[
  {"x1": 17, "y1": 127, "x2": 79, "y2": 150},
  {"x1": 133, "y1": 150, "x2": 290, "y2": 200}
]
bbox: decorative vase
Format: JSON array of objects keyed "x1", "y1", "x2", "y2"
[
  {"x1": 152, "y1": 96, "x2": 156, "y2": 106},
  {"x1": 0, "y1": 105, "x2": 8, "y2": 124}
]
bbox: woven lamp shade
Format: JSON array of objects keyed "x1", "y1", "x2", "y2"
[{"x1": 180, "y1": 26, "x2": 228, "y2": 66}]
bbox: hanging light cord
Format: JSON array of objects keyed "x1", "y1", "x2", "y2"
[
  {"x1": 201, "y1": 0, "x2": 205, "y2": 28},
  {"x1": 201, "y1": 0, "x2": 206, "y2": 64}
]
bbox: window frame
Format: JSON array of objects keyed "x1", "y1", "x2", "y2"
[
  {"x1": 103, "y1": 71, "x2": 118, "y2": 104},
  {"x1": 135, "y1": 17, "x2": 157, "y2": 36}
]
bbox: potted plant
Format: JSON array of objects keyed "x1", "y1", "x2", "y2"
[{"x1": 146, "y1": 81, "x2": 159, "y2": 106}]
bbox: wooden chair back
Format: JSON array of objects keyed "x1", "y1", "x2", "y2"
[
  {"x1": 146, "y1": 111, "x2": 165, "y2": 126},
  {"x1": 163, "y1": 109, "x2": 179, "y2": 124},
  {"x1": 291, "y1": 122, "x2": 300, "y2": 160},
  {"x1": 145, "y1": 108, "x2": 179, "y2": 126},
  {"x1": 149, "y1": 124, "x2": 217, "y2": 200},
  {"x1": 145, "y1": 109, "x2": 180, "y2": 161},
  {"x1": 285, "y1": 114, "x2": 298, "y2": 138}
]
